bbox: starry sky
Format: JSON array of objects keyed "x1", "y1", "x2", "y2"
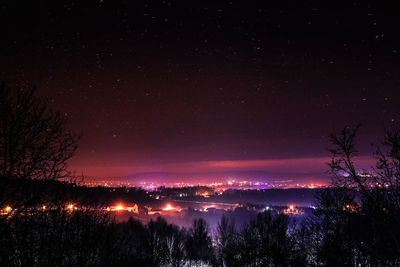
[{"x1": 1, "y1": 2, "x2": 399, "y2": 183}]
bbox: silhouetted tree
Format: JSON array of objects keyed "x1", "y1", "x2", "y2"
[
  {"x1": 289, "y1": 222, "x2": 311, "y2": 267},
  {"x1": 311, "y1": 125, "x2": 400, "y2": 266},
  {"x1": 147, "y1": 216, "x2": 187, "y2": 266},
  {"x1": 241, "y1": 211, "x2": 294, "y2": 266},
  {"x1": 0, "y1": 83, "x2": 79, "y2": 213},
  {"x1": 310, "y1": 187, "x2": 358, "y2": 266},
  {"x1": 0, "y1": 208, "x2": 113, "y2": 266},
  {"x1": 216, "y1": 215, "x2": 240, "y2": 266},
  {"x1": 0, "y1": 83, "x2": 79, "y2": 181},
  {"x1": 186, "y1": 218, "x2": 215, "y2": 265}
]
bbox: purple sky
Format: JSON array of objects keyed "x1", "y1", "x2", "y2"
[{"x1": 1, "y1": 4, "x2": 399, "y2": 182}]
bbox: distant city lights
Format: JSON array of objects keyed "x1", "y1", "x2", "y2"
[
  {"x1": 79, "y1": 178, "x2": 327, "y2": 191},
  {"x1": 116, "y1": 204, "x2": 124, "y2": 211},
  {"x1": 283, "y1": 205, "x2": 303, "y2": 215},
  {"x1": 162, "y1": 204, "x2": 182, "y2": 212},
  {"x1": 66, "y1": 203, "x2": 77, "y2": 211},
  {"x1": 0, "y1": 206, "x2": 11, "y2": 215}
]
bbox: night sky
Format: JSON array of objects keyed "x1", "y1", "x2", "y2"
[{"x1": 1, "y1": 3, "x2": 399, "y2": 183}]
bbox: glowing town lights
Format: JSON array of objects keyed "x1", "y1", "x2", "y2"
[
  {"x1": 109, "y1": 203, "x2": 139, "y2": 212},
  {"x1": 202, "y1": 204, "x2": 216, "y2": 212},
  {"x1": 284, "y1": 205, "x2": 303, "y2": 215},
  {"x1": 42, "y1": 205, "x2": 46, "y2": 211},
  {"x1": 343, "y1": 204, "x2": 356, "y2": 213},
  {"x1": 126, "y1": 204, "x2": 139, "y2": 213},
  {"x1": 163, "y1": 204, "x2": 175, "y2": 211},
  {"x1": 1, "y1": 206, "x2": 12, "y2": 215},
  {"x1": 162, "y1": 204, "x2": 182, "y2": 212},
  {"x1": 66, "y1": 203, "x2": 77, "y2": 211},
  {"x1": 115, "y1": 204, "x2": 124, "y2": 211}
]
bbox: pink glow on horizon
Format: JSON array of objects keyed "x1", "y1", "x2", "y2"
[{"x1": 69, "y1": 156, "x2": 375, "y2": 179}]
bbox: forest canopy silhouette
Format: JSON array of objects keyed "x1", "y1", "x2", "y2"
[{"x1": 1, "y1": 84, "x2": 400, "y2": 266}]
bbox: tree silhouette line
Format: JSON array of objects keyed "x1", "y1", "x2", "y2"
[{"x1": 1, "y1": 83, "x2": 400, "y2": 266}]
